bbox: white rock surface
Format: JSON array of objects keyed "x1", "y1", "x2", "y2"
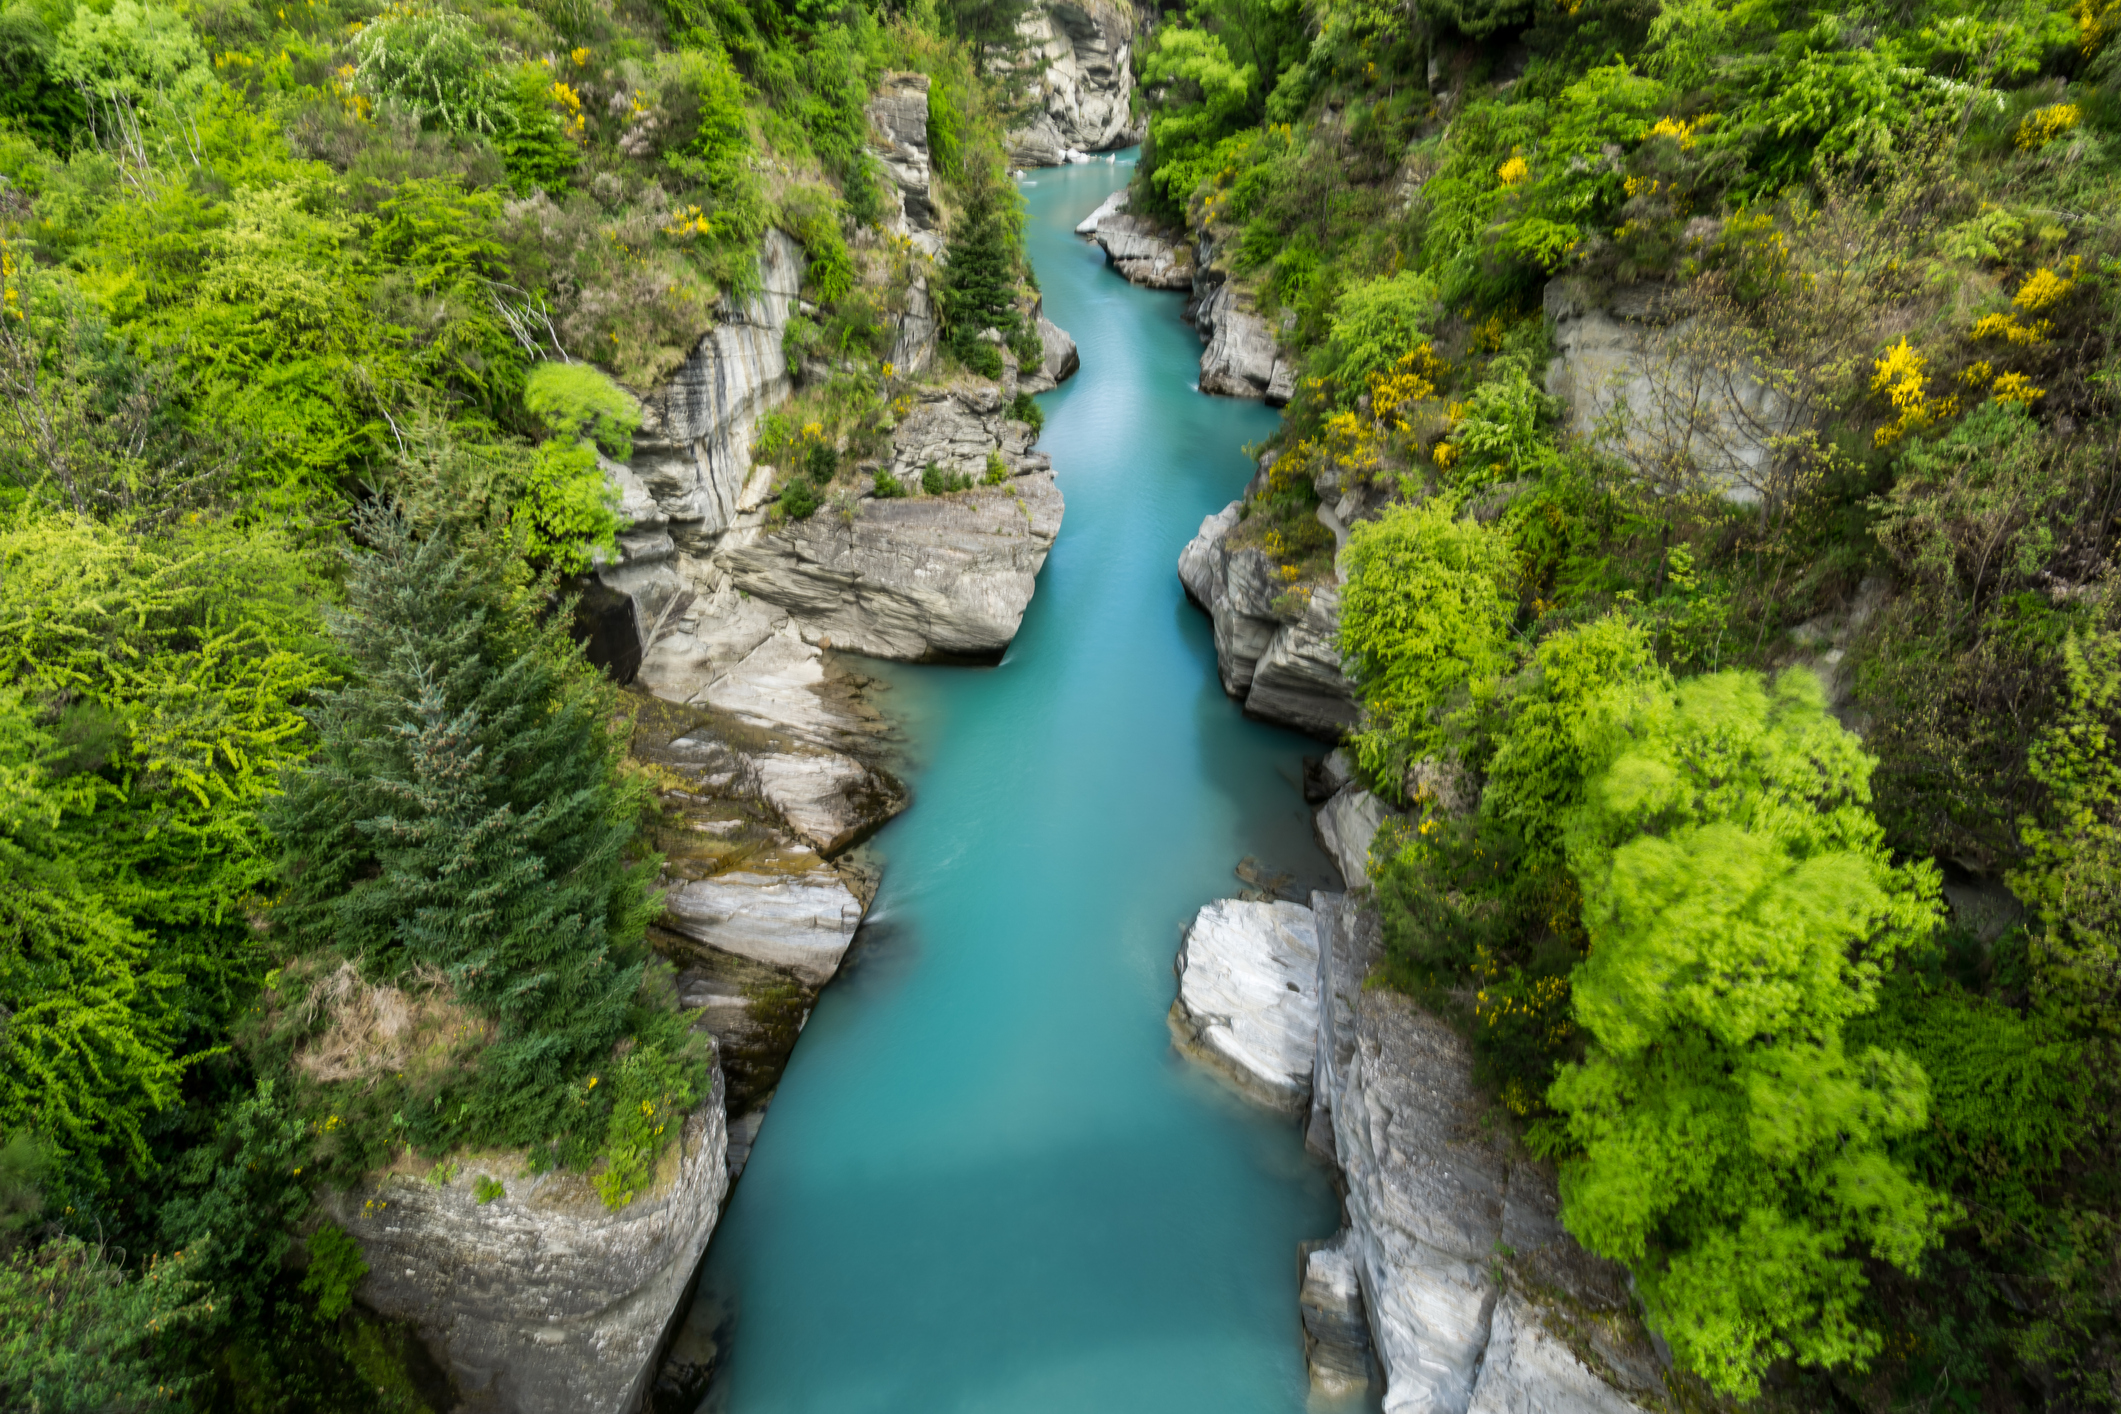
[
  {"x1": 1469, "y1": 1295, "x2": 1650, "y2": 1414},
  {"x1": 1006, "y1": 0, "x2": 1143, "y2": 166},
  {"x1": 1301, "y1": 1231, "x2": 1375, "y2": 1394},
  {"x1": 1168, "y1": 898, "x2": 1320, "y2": 1115},
  {"x1": 1017, "y1": 304, "x2": 1081, "y2": 394},
  {"x1": 1178, "y1": 501, "x2": 1360, "y2": 739},
  {"x1": 1074, "y1": 187, "x2": 1129, "y2": 235},
  {"x1": 322, "y1": 1088, "x2": 728, "y2": 1414},
  {"x1": 615, "y1": 230, "x2": 804, "y2": 556},
  {"x1": 661, "y1": 865, "x2": 867, "y2": 985},
  {"x1": 866, "y1": 71, "x2": 938, "y2": 234},
  {"x1": 1316, "y1": 784, "x2": 1393, "y2": 890}
]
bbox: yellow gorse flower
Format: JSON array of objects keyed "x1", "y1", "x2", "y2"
[
  {"x1": 1497, "y1": 155, "x2": 1531, "y2": 186},
  {"x1": 2017, "y1": 103, "x2": 2082, "y2": 150}
]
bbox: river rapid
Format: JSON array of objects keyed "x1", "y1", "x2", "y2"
[{"x1": 676, "y1": 155, "x2": 1350, "y2": 1414}]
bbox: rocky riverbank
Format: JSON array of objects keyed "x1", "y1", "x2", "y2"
[{"x1": 1168, "y1": 876, "x2": 1670, "y2": 1413}]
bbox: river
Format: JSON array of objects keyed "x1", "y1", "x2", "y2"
[{"x1": 675, "y1": 155, "x2": 1351, "y2": 1414}]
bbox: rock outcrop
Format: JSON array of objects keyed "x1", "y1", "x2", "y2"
[
  {"x1": 1306, "y1": 891, "x2": 1668, "y2": 1414},
  {"x1": 1007, "y1": 0, "x2": 1143, "y2": 166},
  {"x1": 1544, "y1": 277, "x2": 1794, "y2": 505},
  {"x1": 1090, "y1": 209, "x2": 1195, "y2": 290},
  {"x1": 1300, "y1": 1231, "x2": 1376, "y2": 1395},
  {"x1": 1178, "y1": 501, "x2": 1360, "y2": 740},
  {"x1": 1019, "y1": 303, "x2": 1081, "y2": 394},
  {"x1": 720, "y1": 382, "x2": 1065, "y2": 662},
  {"x1": 324, "y1": 1086, "x2": 729, "y2": 1414},
  {"x1": 1168, "y1": 898, "x2": 1321, "y2": 1115},
  {"x1": 1194, "y1": 279, "x2": 1292, "y2": 404},
  {"x1": 866, "y1": 71, "x2": 939, "y2": 244}
]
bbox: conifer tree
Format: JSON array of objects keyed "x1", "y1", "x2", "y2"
[
  {"x1": 940, "y1": 181, "x2": 1020, "y2": 378},
  {"x1": 270, "y1": 507, "x2": 660, "y2": 1149}
]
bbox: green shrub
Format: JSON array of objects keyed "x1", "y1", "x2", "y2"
[
  {"x1": 351, "y1": 6, "x2": 510, "y2": 134},
  {"x1": 591, "y1": 1043, "x2": 702, "y2": 1209},
  {"x1": 0, "y1": 1236, "x2": 206, "y2": 1412},
  {"x1": 1316, "y1": 272, "x2": 1441, "y2": 404},
  {"x1": 921, "y1": 461, "x2": 971, "y2": 494},
  {"x1": 523, "y1": 362, "x2": 641, "y2": 459},
  {"x1": 300, "y1": 1223, "x2": 369, "y2": 1321},
  {"x1": 777, "y1": 474, "x2": 820, "y2": 519},
  {"x1": 982, "y1": 451, "x2": 1007, "y2": 485},
  {"x1": 1339, "y1": 502, "x2": 1519, "y2": 790},
  {"x1": 871, "y1": 467, "x2": 908, "y2": 498},
  {"x1": 472, "y1": 1175, "x2": 505, "y2": 1205},
  {"x1": 1008, "y1": 391, "x2": 1043, "y2": 437},
  {"x1": 1546, "y1": 669, "x2": 1948, "y2": 1398}
]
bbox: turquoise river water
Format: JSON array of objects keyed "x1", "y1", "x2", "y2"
[{"x1": 679, "y1": 155, "x2": 1354, "y2": 1414}]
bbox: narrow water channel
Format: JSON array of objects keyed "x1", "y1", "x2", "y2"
[{"x1": 681, "y1": 156, "x2": 1346, "y2": 1414}]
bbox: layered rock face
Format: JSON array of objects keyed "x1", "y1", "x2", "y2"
[
  {"x1": 1194, "y1": 278, "x2": 1293, "y2": 404},
  {"x1": 1544, "y1": 277, "x2": 1793, "y2": 504},
  {"x1": 1306, "y1": 892, "x2": 1668, "y2": 1414},
  {"x1": 722, "y1": 382, "x2": 1065, "y2": 662},
  {"x1": 323, "y1": 1090, "x2": 729, "y2": 1414},
  {"x1": 1178, "y1": 501, "x2": 1360, "y2": 740},
  {"x1": 1007, "y1": 0, "x2": 1143, "y2": 165},
  {"x1": 867, "y1": 71, "x2": 939, "y2": 244},
  {"x1": 1168, "y1": 898, "x2": 1321, "y2": 1115}
]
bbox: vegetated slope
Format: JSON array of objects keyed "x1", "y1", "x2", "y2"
[
  {"x1": 0, "y1": 0, "x2": 1041, "y2": 1404},
  {"x1": 1135, "y1": 0, "x2": 2121, "y2": 1405}
]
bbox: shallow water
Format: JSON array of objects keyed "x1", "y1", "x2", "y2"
[{"x1": 681, "y1": 155, "x2": 1349, "y2": 1414}]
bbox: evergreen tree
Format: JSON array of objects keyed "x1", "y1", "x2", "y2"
[
  {"x1": 270, "y1": 507, "x2": 660, "y2": 1151},
  {"x1": 940, "y1": 181, "x2": 1021, "y2": 379}
]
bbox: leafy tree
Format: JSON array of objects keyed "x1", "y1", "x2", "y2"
[
  {"x1": 0, "y1": 1235, "x2": 206, "y2": 1413},
  {"x1": 269, "y1": 506, "x2": 670, "y2": 1158},
  {"x1": 1545, "y1": 668, "x2": 1949, "y2": 1397},
  {"x1": 1339, "y1": 502, "x2": 1518, "y2": 792}
]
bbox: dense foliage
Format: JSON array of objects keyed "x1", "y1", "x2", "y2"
[
  {"x1": 0, "y1": 0, "x2": 1037, "y2": 1400},
  {"x1": 1136, "y1": 0, "x2": 2121, "y2": 1399}
]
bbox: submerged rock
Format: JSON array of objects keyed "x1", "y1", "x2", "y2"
[
  {"x1": 322, "y1": 1086, "x2": 728, "y2": 1414},
  {"x1": 1168, "y1": 898, "x2": 1320, "y2": 1115},
  {"x1": 1006, "y1": 0, "x2": 1143, "y2": 166},
  {"x1": 1177, "y1": 501, "x2": 1360, "y2": 740}
]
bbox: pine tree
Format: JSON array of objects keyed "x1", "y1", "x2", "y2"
[
  {"x1": 940, "y1": 181, "x2": 1021, "y2": 378},
  {"x1": 270, "y1": 507, "x2": 660, "y2": 1149}
]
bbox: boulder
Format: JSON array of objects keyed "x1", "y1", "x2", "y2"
[
  {"x1": 1178, "y1": 501, "x2": 1360, "y2": 740},
  {"x1": 1168, "y1": 898, "x2": 1320, "y2": 1115},
  {"x1": 1017, "y1": 304, "x2": 1081, "y2": 394},
  {"x1": 1074, "y1": 188, "x2": 1129, "y2": 235},
  {"x1": 722, "y1": 467, "x2": 1064, "y2": 663},
  {"x1": 1194, "y1": 280, "x2": 1290, "y2": 403},
  {"x1": 322, "y1": 1090, "x2": 728, "y2": 1414},
  {"x1": 1006, "y1": 0, "x2": 1143, "y2": 165},
  {"x1": 1544, "y1": 277, "x2": 1795, "y2": 505},
  {"x1": 1092, "y1": 213, "x2": 1195, "y2": 290},
  {"x1": 1316, "y1": 784, "x2": 1393, "y2": 890},
  {"x1": 1300, "y1": 1231, "x2": 1376, "y2": 1395}
]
